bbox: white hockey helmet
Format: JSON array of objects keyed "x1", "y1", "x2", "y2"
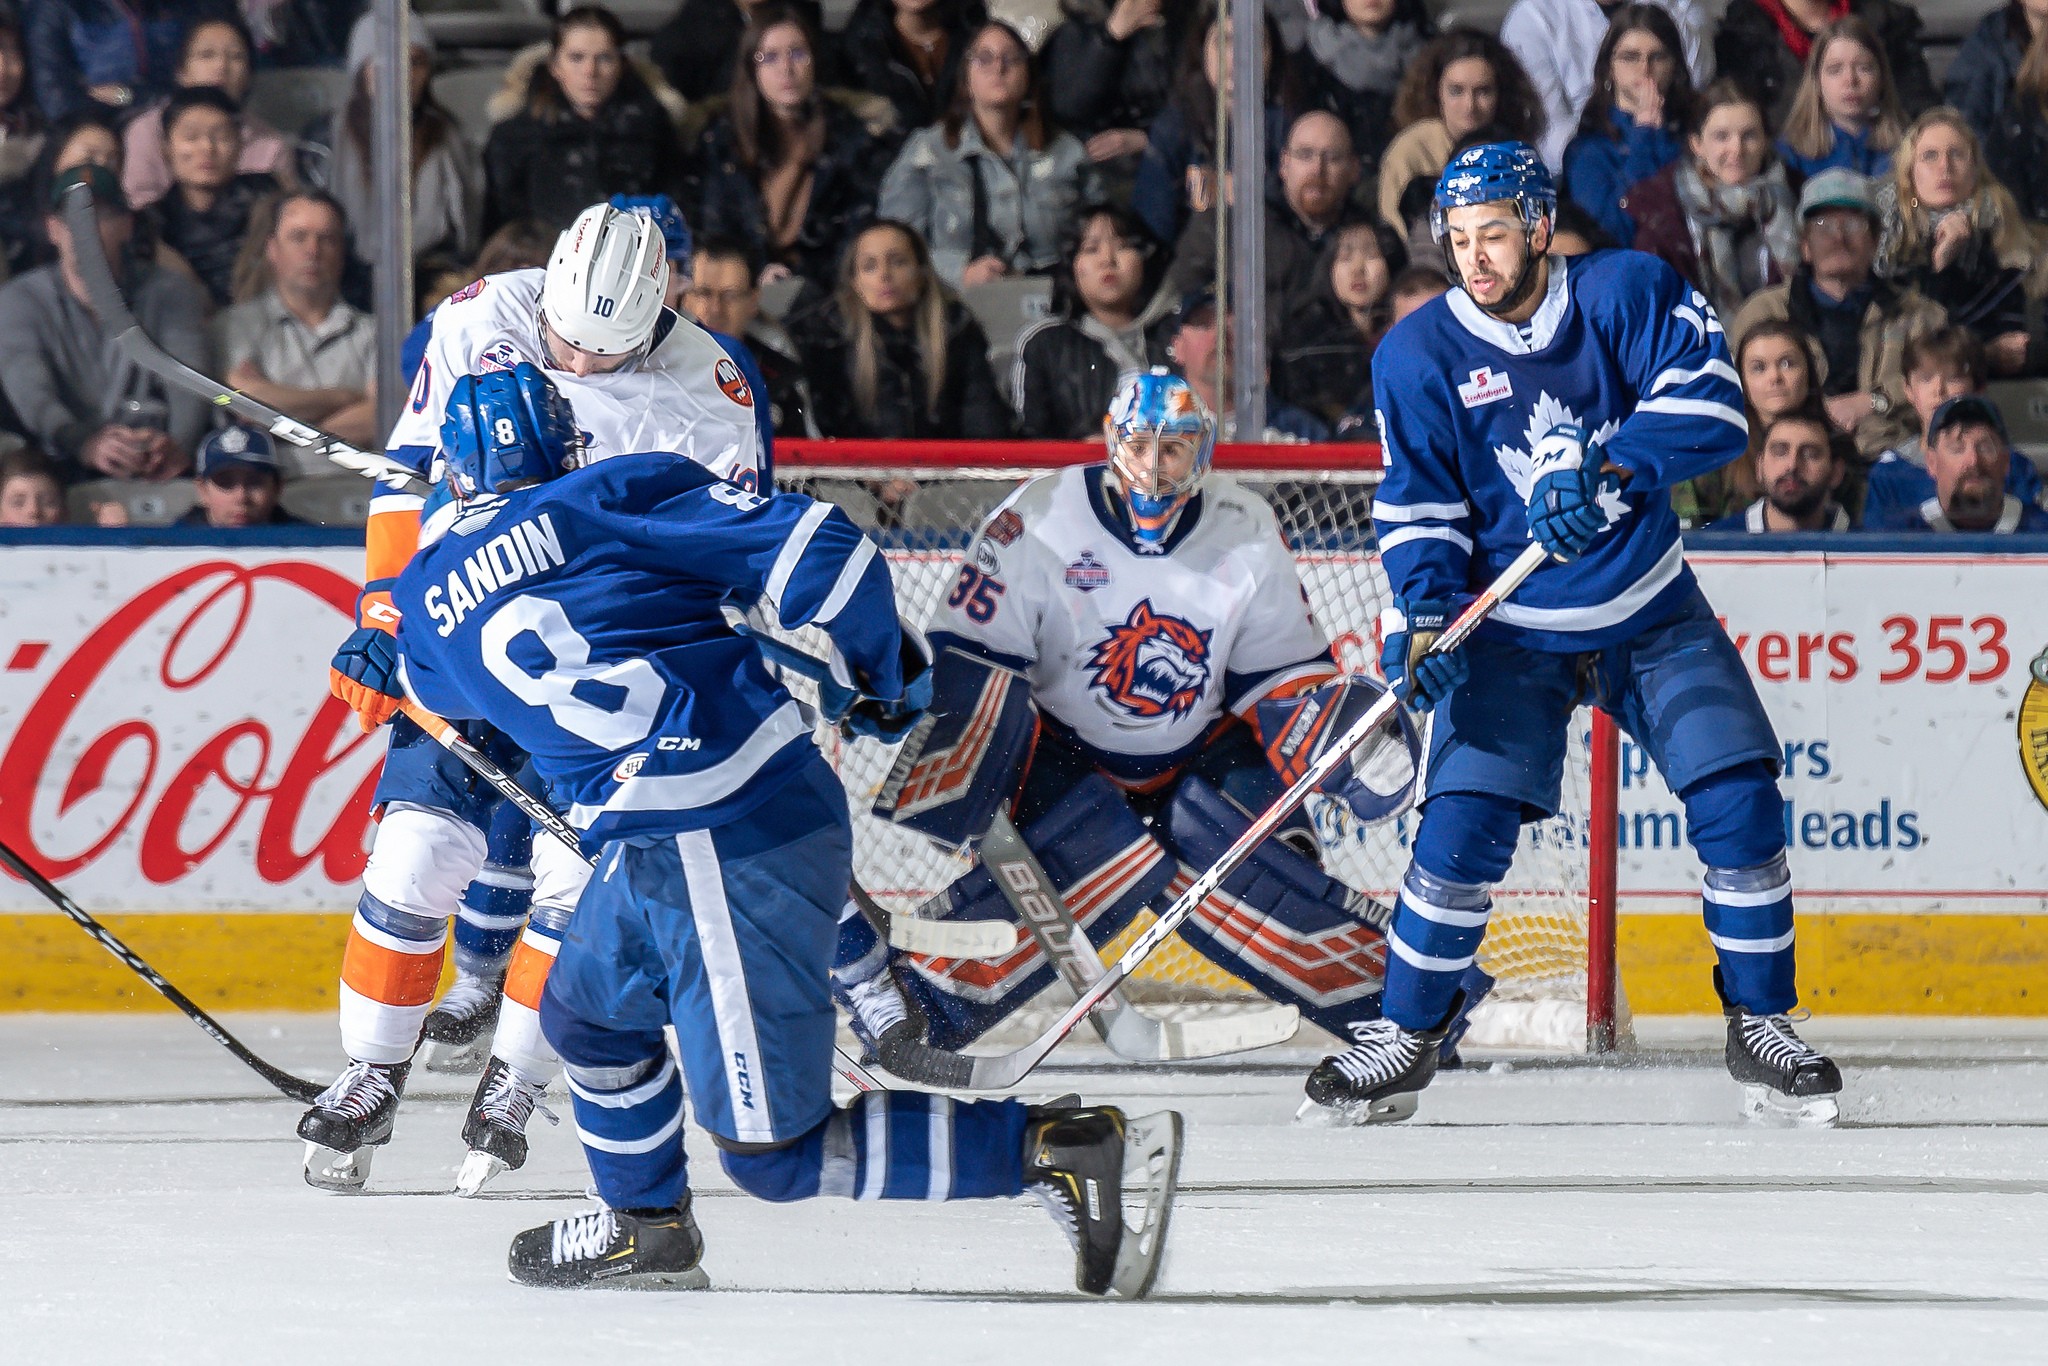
[{"x1": 540, "y1": 202, "x2": 669, "y2": 357}]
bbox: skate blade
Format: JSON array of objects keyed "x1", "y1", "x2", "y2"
[
  {"x1": 1742, "y1": 1085, "x2": 1839, "y2": 1129},
  {"x1": 507, "y1": 1266, "x2": 713, "y2": 1292},
  {"x1": 455, "y1": 1149, "x2": 508, "y2": 1197},
  {"x1": 1108, "y1": 1110, "x2": 1183, "y2": 1300},
  {"x1": 303, "y1": 1140, "x2": 375, "y2": 1193},
  {"x1": 1294, "y1": 1092, "x2": 1419, "y2": 1128},
  {"x1": 421, "y1": 1035, "x2": 493, "y2": 1074}
]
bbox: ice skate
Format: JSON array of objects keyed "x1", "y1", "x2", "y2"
[
  {"x1": 1023, "y1": 1104, "x2": 1183, "y2": 1299},
  {"x1": 507, "y1": 1200, "x2": 711, "y2": 1290},
  {"x1": 420, "y1": 971, "x2": 503, "y2": 1073},
  {"x1": 298, "y1": 1060, "x2": 408, "y2": 1193},
  {"x1": 455, "y1": 1055, "x2": 556, "y2": 1196},
  {"x1": 1298, "y1": 995, "x2": 1465, "y2": 1126},
  {"x1": 1718, "y1": 969, "x2": 1841, "y2": 1128}
]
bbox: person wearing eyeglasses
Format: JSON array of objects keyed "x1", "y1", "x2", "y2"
[
  {"x1": 684, "y1": 232, "x2": 817, "y2": 436},
  {"x1": 878, "y1": 20, "x2": 1101, "y2": 290}
]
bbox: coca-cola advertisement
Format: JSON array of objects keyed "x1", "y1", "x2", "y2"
[{"x1": 0, "y1": 546, "x2": 378, "y2": 912}]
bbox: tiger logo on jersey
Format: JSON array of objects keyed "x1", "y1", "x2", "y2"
[{"x1": 1086, "y1": 599, "x2": 1213, "y2": 720}]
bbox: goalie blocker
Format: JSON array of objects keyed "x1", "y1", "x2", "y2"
[{"x1": 854, "y1": 648, "x2": 1488, "y2": 1061}]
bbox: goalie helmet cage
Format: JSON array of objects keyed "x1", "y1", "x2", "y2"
[{"x1": 773, "y1": 440, "x2": 1625, "y2": 1054}]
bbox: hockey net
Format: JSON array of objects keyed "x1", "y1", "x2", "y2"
[{"x1": 774, "y1": 442, "x2": 1626, "y2": 1053}]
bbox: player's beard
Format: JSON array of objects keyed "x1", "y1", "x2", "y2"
[{"x1": 1947, "y1": 471, "x2": 2003, "y2": 527}]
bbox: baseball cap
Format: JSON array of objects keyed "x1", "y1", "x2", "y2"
[
  {"x1": 197, "y1": 425, "x2": 281, "y2": 480},
  {"x1": 1797, "y1": 169, "x2": 1877, "y2": 222},
  {"x1": 50, "y1": 163, "x2": 128, "y2": 215},
  {"x1": 1927, "y1": 394, "x2": 2008, "y2": 447}
]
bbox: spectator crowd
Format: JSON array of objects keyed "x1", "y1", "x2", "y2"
[{"x1": 0, "y1": 0, "x2": 2043, "y2": 538}]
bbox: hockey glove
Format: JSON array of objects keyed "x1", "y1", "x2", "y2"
[
  {"x1": 329, "y1": 626, "x2": 405, "y2": 732},
  {"x1": 829, "y1": 627, "x2": 936, "y2": 743},
  {"x1": 1525, "y1": 423, "x2": 1623, "y2": 561},
  {"x1": 1378, "y1": 596, "x2": 1468, "y2": 712},
  {"x1": 357, "y1": 585, "x2": 402, "y2": 635}
]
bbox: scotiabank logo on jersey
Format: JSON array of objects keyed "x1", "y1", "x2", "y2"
[
  {"x1": 0, "y1": 551, "x2": 380, "y2": 909},
  {"x1": 1085, "y1": 599, "x2": 1213, "y2": 721}
]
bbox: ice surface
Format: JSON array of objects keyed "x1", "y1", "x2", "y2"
[{"x1": 5, "y1": 1014, "x2": 2048, "y2": 1364}]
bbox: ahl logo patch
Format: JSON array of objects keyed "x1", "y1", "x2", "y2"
[
  {"x1": 613, "y1": 752, "x2": 648, "y2": 781},
  {"x1": 1063, "y1": 550, "x2": 1110, "y2": 593},
  {"x1": 715, "y1": 358, "x2": 753, "y2": 407},
  {"x1": 448, "y1": 279, "x2": 486, "y2": 304},
  {"x1": 476, "y1": 340, "x2": 519, "y2": 374},
  {"x1": 1457, "y1": 366, "x2": 1513, "y2": 408},
  {"x1": 1086, "y1": 599, "x2": 1213, "y2": 720}
]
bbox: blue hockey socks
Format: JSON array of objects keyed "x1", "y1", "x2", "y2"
[
  {"x1": 721, "y1": 1091, "x2": 1029, "y2": 1203},
  {"x1": 562, "y1": 1046, "x2": 689, "y2": 1213},
  {"x1": 1702, "y1": 855, "x2": 1797, "y2": 1015},
  {"x1": 452, "y1": 807, "x2": 534, "y2": 978}
]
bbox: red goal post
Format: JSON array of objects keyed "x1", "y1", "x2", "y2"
[{"x1": 774, "y1": 439, "x2": 1624, "y2": 1053}]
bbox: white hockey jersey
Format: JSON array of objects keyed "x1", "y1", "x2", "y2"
[{"x1": 930, "y1": 465, "x2": 1334, "y2": 782}]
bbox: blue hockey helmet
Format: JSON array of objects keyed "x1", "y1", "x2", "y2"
[
  {"x1": 438, "y1": 361, "x2": 583, "y2": 501},
  {"x1": 1104, "y1": 367, "x2": 1215, "y2": 545},
  {"x1": 1430, "y1": 141, "x2": 1556, "y2": 242}
]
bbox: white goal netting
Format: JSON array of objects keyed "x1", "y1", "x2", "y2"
[{"x1": 775, "y1": 458, "x2": 1625, "y2": 1051}]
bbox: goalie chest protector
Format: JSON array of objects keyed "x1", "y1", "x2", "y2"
[{"x1": 934, "y1": 465, "x2": 1331, "y2": 778}]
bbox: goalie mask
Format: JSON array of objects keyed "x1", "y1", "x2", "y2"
[
  {"x1": 1104, "y1": 367, "x2": 1215, "y2": 547},
  {"x1": 437, "y1": 361, "x2": 584, "y2": 501}
]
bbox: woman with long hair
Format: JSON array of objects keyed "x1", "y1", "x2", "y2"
[
  {"x1": 1947, "y1": 0, "x2": 2048, "y2": 143},
  {"x1": 121, "y1": 18, "x2": 287, "y2": 209},
  {"x1": 1274, "y1": 215, "x2": 1407, "y2": 428},
  {"x1": 1561, "y1": 4, "x2": 1691, "y2": 248},
  {"x1": 1012, "y1": 202, "x2": 1163, "y2": 437},
  {"x1": 1983, "y1": 11, "x2": 2048, "y2": 225},
  {"x1": 1296, "y1": 0, "x2": 1435, "y2": 166},
  {"x1": 790, "y1": 218, "x2": 1013, "y2": 439},
  {"x1": 1377, "y1": 29, "x2": 1543, "y2": 228},
  {"x1": 305, "y1": 13, "x2": 479, "y2": 274},
  {"x1": 482, "y1": 5, "x2": 688, "y2": 235},
  {"x1": 1775, "y1": 16, "x2": 1907, "y2": 181},
  {"x1": 1874, "y1": 107, "x2": 2033, "y2": 373},
  {"x1": 1713, "y1": 0, "x2": 1933, "y2": 130},
  {"x1": 838, "y1": 0, "x2": 988, "y2": 133},
  {"x1": 1132, "y1": 10, "x2": 1296, "y2": 244},
  {"x1": 1620, "y1": 79, "x2": 1798, "y2": 320},
  {"x1": 693, "y1": 3, "x2": 896, "y2": 287},
  {"x1": 879, "y1": 21, "x2": 1099, "y2": 288}
]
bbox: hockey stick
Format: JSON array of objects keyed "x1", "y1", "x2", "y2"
[
  {"x1": 0, "y1": 837, "x2": 327, "y2": 1102},
  {"x1": 394, "y1": 701, "x2": 886, "y2": 1093},
  {"x1": 59, "y1": 182, "x2": 429, "y2": 495},
  {"x1": 979, "y1": 808, "x2": 1301, "y2": 1061},
  {"x1": 923, "y1": 542, "x2": 1552, "y2": 1090}
]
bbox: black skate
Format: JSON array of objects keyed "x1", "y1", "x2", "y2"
[
  {"x1": 298, "y1": 1060, "x2": 408, "y2": 1192},
  {"x1": 1023, "y1": 1104, "x2": 1183, "y2": 1299},
  {"x1": 1717, "y1": 968, "x2": 1842, "y2": 1128},
  {"x1": 420, "y1": 971, "x2": 503, "y2": 1073},
  {"x1": 508, "y1": 1200, "x2": 711, "y2": 1290},
  {"x1": 1298, "y1": 995, "x2": 1465, "y2": 1126},
  {"x1": 455, "y1": 1055, "x2": 557, "y2": 1197}
]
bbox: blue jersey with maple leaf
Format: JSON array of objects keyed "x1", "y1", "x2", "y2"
[{"x1": 1370, "y1": 250, "x2": 1747, "y2": 651}]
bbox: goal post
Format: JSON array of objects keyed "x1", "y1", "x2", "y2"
[{"x1": 773, "y1": 439, "x2": 1626, "y2": 1054}]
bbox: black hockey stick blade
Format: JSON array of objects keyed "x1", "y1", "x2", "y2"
[
  {"x1": 57, "y1": 181, "x2": 428, "y2": 494},
  {"x1": 940, "y1": 542, "x2": 1553, "y2": 1090},
  {"x1": 0, "y1": 837, "x2": 326, "y2": 1103}
]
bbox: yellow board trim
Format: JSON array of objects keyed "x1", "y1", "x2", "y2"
[{"x1": 3, "y1": 910, "x2": 2042, "y2": 1015}]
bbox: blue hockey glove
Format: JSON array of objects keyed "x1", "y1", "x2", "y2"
[
  {"x1": 828, "y1": 628, "x2": 935, "y2": 743},
  {"x1": 1525, "y1": 423, "x2": 1623, "y2": 561},
  {"x1": 1378, "y1": 597, "x2": 1469, "y2": 712},
  {"x1": 329, "y1": 626, "x2": 404, "y2": 732}
]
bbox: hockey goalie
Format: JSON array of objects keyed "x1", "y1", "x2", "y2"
[{"x1": 831, "y1": 368, "x2": 1493, "y2": 1103}]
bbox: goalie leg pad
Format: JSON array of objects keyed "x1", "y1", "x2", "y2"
[
  {"x1": 1159, "y1": 776, "x2": 1393, "y2": 1038},
  {"x1": 898, "y1": 773, "x2": 1176, "y2": 1051},
  {"x1": 873, "y1": 645, "x2": 1037, "y2": 848}
]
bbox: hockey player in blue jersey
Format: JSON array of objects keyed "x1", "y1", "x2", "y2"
[
  {"x1": 1313, "y1": 142, "x2": 1843, "y2": 1126},
  {"x1": 348, "y1": 362, "x2": 1183, "y2": 1294}
]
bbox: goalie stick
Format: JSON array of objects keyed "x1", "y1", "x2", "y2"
[
  {"x1": 59, "y1": 181, "x2": 428, "y2": 495},
  {"x1": 0, "y1": 837, "x2": 326, "y2": 1103},
  {"x1": 979, "y1": 808, "x2": 1300, "y2": 1061},
  {"x1": 394, "y1": 701, "x2": 887, "y2": 1094},
  {"x1": 896, "y1": 542, "x2": 1551, "y2": 1090}
]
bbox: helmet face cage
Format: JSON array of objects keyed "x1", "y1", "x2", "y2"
[{"x1": 1104, "y1": 369, "x2": 1215, "y2": 544}]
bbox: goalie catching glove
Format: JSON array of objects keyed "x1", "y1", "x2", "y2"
[
  {"x1": 330, "y1": 625, "x2": 406, "y2": 731},
  {"x1": 1525, "y1": 422, "x2": 1624, "y2": 561},
  {"x1": 1254, "y1": 674, "x2": 1420, "y2": 825}
]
